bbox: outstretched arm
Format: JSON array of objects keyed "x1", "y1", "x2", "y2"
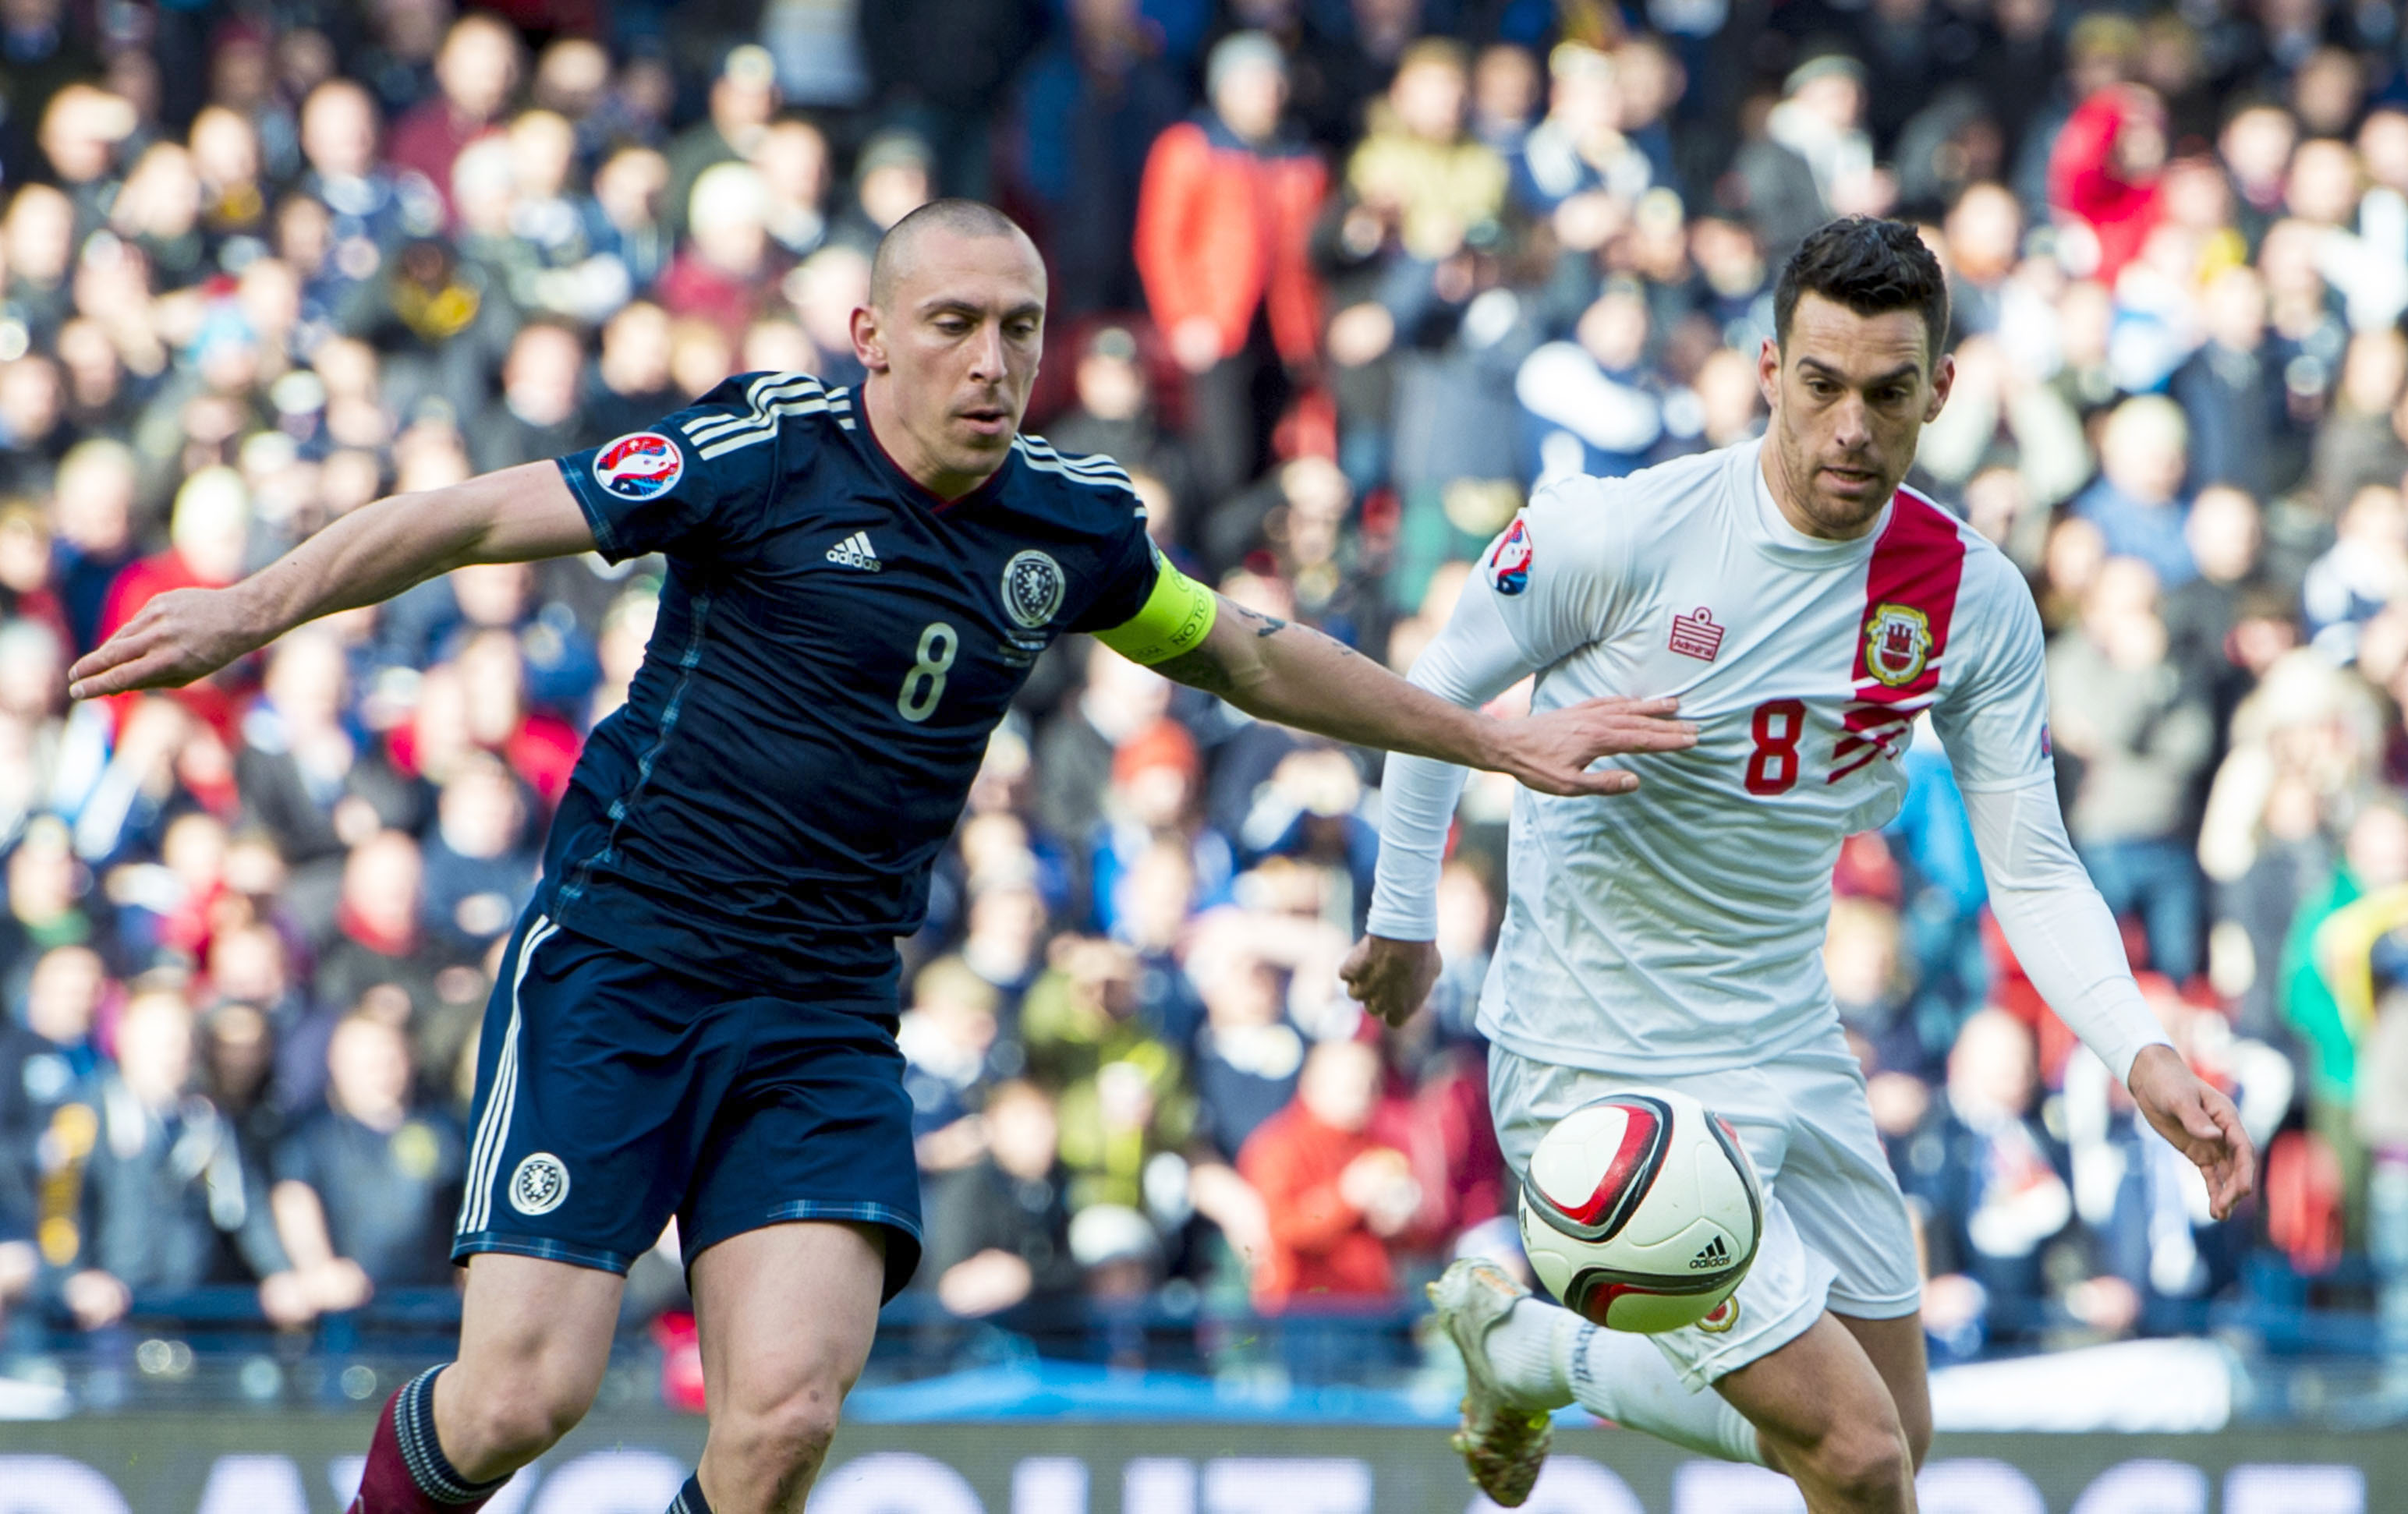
[
  {"x1": 1939, "y1": 570, "x2": 2254, "y2": 1219},
  {"x1": 1964, "y1": 779, "x2": 2257, "y2": 1219},
  {"x1": 1149, "y1": 594, "x2": 1693, "y2": 796},
  {"x1": 69, "y1": 462, "x2": 594, "y2": 700}
]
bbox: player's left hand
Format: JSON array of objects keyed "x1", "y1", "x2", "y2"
[
  {"x1": 1498, "y1": 695, "x2": 1698, "y2": 797},
  {"x1": 2126, "y1": 1043, "x2": 2258, "y2": 1220},
  {"x1": 1342, "y1": 935, "x2": 1442, "y2": 1028}
]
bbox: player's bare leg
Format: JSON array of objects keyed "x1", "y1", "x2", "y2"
[
  {"x1": 352, "y1": 1254, "x2": 622, "y2": 1512},
  {"x1": 1833, "y1": 1311, "x2": 1932, "y2": 1470},
  {"x1": 689, "y1": 1220, "x2": 887, "y2": 1514},
  {"x1": 437, "y1": 1254, "x2": 624, "y2": 1473},
  {"x1": 1713, "y1": 1312, "x2": 1917, "y2": 1513}
]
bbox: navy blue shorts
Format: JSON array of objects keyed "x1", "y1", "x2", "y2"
[{"x1": 450, "y1": 909, "x2": 922, "y2": 1300}]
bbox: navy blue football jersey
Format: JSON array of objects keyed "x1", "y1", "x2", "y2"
[{"x1": 545, "y1": 373, "x2": 1160, "y2": 991}]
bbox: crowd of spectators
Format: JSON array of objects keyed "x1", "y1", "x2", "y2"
[{"x1": 4, "y1": 0, "x2": 2408, "y2": 1386}]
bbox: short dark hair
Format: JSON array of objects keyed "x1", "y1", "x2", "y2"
[
  {"x1": 870, "y1": 198, "x2": 1033, "y2": 306},
  {"x1": 1773, "y1": 217, "x2": 1950, "y2": 363}
]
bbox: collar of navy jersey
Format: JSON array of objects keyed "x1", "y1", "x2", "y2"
[{"x1": 844, "y1": 398, "x2": 1020, "y2": 515}]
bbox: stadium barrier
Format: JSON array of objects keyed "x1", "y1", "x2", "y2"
[{"x1": 0, "y1": 1417, "x2": 2390, "y2": 1512}]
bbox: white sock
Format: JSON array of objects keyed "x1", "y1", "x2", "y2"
[
  {"x1": 1560, "y1": 1318, "x2": 1767, "y2": 1466},
  {"x1": 1482, "y1": 1298, "x2": 1577, "y2": 1410}
]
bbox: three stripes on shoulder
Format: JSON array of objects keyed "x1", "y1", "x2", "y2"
[
  {"x1": 684, "y1": 374, "x2": 843, "y2": 459},
  {"x1": 1012, "y1": 435, "x2": 1135, "y2": 494}
]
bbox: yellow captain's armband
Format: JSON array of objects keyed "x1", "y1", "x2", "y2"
[{"x1": 1094, "y1": 553, "x2": 1217, "y2": 665}]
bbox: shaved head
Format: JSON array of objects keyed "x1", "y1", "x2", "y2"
[
  {"x1": 852, "y1": 198, "x2": 1049, "y2": 500},
  {"x1": 869, "y1": 198, "x2": 1039, "y2": 309}
]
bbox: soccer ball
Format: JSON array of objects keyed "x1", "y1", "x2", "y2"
[{"x1": 1517, "y1": 1088, "x2": 1765, "y2": 1334}]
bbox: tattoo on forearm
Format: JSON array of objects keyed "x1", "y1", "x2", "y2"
[
  {"x1": 1233, "y1": 604, "x2": 1288, "y2": 638},
  {"x1": 1151, "y1": 612, "x2": 1359, "y2": 702}
]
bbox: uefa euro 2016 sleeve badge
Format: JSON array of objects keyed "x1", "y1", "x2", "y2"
[
  {"x1": 1487, "y1": 518, "x2": 1533, "y2": 596},
  {"x1": 593, "y1": 432, "x2": 685, "y2": 500},
  {"x1": 1864, "y1": 603, "x2": 1932, "y2": 688}
]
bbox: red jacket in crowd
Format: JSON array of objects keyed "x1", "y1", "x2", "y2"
[
  {"x1": 1134, "y1": 114, "x2": 1328, "y2": 368},
  {"x1": 99, "y1": 549, "x2": 243, "y2": 734},
  {"x1": 2047, "y1": 85, "x2": 2169, "y2": 286},
  {"x1": 1238, "y1": 1096, "x2": 1415, "y2": 1310}
]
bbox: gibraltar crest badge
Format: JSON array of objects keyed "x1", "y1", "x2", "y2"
[{"x1": 1864, "y1": 603, "x2": 1932, "y2": 688}]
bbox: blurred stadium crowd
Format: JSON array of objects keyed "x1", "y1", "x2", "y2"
[{"x1": 5, "y1": 0, "x2": 2408, "y2": 1392}]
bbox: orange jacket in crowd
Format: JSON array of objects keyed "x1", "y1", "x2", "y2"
[
  {"x1": 1134, "y1": 113, "x2": 1328, "y2": 368},
  {"x1": 1237, "y1": 1097, "x2": 1413, "y2": 1310}
]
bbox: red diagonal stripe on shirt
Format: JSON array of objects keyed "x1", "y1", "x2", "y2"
[
  {"x1": 1826, "y1": 490, "x2": 1965, "y2": 784},
  {"x1": 1832, "y1": 701, "x2": 1927, "y2": 760},
  {"x1": 1836, "y1": 703, "x2": 1920, "y2": 740},
  {"x1": 1850, "y1": 486, "x2": 1967, "y2": 704}
]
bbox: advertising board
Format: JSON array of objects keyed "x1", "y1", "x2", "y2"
[{"x1": 0, "y1": 1417, "x2": 2389, "y2": 1512}]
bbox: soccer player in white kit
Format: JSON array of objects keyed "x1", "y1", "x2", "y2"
[{"x1": 1342, "y1": 218, "x2": 2258, "y2": 1513}]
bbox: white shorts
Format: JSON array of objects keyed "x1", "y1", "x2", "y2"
[{"x1": 1488, "y1": 1031, "x2": 1921, "y2": 1391}]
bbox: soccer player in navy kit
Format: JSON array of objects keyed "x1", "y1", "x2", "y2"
[{"x1": 67, "y1": 201, "x2": 1698, "y2": 1514}]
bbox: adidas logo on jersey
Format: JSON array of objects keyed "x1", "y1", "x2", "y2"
[
  {"x1": 826, "y1": 532, "x2": 882, "y2": 571},
  {"x1": 1689, "y1": 1235, "x2": 1730, "y2": 1269}
]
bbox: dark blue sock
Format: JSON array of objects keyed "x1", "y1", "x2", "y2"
[{"x1": 668, "y1": 1473, "x2": 713, "y2": 1514}]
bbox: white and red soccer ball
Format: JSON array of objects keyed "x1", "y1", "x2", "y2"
[{"x1": 1517, "y1": 1088, "x2": 1764, "y2": 1334}]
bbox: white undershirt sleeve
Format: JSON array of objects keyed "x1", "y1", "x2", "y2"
[
  {"x1": 1962, "y1": 776, "x2": 2176, "y2": 1084},
  {"x1": 1365, "y1": 584, "x2": 1542, "y2": 940}
]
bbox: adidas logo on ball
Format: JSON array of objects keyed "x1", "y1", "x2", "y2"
[{"x1": 1690, "y1": 1235, "x2": 1730, "y2": 1269}]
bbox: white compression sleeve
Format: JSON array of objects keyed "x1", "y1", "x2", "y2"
[
  {"x1": 1365, "y1": 585, "x2": 1539, "y2": 940},
  {"x1": 1962, "y1": 778, "x2": 2176, "y2": 1083}
]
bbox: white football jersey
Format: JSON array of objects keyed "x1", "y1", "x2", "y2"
[{"x1": 1426, "y1": 439, "x2": 2054, "y2": 1076}]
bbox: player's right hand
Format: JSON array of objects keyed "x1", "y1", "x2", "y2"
[
  {"x1": 1343, "y1": 935, "x2": 1443, "y2": 1028},
  {"x1": 1500, "y1": 695, "x2": 1698, "y2": 797},
  {"x1": 2127, "y1": 1044, "x2": 2258, "y2": 1221},
  {"x1": 66, "y1": 586, "x2": 259, "y2": 700}
]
